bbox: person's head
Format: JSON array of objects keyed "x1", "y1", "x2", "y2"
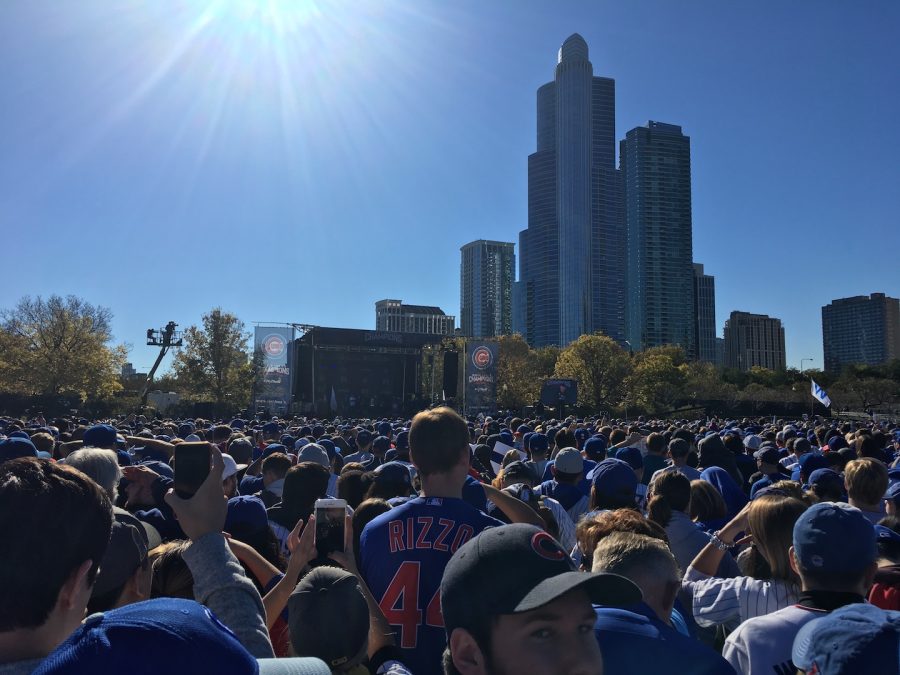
[
  {"x1": 791, "y1": 501, "x2": 878, "y2": 595},
  {"x1": 441, "y1": 524, "x2": 641, "y2": 675},
  {"x1": 754, "y1": 446, "x2": 781, "y2": 474},
  {"x1": 590, "y1": 459, "x2": 638, "y2": 511},
  {"x1": 87, "y1": 512, "x2": 152, "y2": 614},
  {"x1": 351, "y1": 498, "x2": 392, "y2": 568},
  {"x1": 807, "y1": 469, "x2": 846, "y2": 503},
  {"x1": 261, "y1": 452, "x2": 292, "y2": 486},
  {"x1": 592, "y1": 533, "x2": 680, "y2": 622},
  {"x1": 875, "y1": 517, "x2": 900, "y2": 565},
  {"x1": 666, "y1": 438, "x2": 690, "y2": 465},
  {"x1": 498, "y1": 461, "x2": 537, "y2": 490},
  {"x1": 646, "y1": 471, "x2": 692, "y2": 529},
  {"x1": 288, "y1": 566, "x2": 370, "y2": 671},
  {"x1": 0, "y1": 458, "x2": 113, "y2": 656},
  {"x1": 336, "y1": 470, "x2": 366, "y2": 509},
  {"x1": 646, "y1": 433, "x2": 665, "y2": 456},
  {"x1": 225, "y1": 496, "x2": 286, "y2": 574},
  {"x1": 221, "y1": 453, "x2": 240, "y2": 499},
  {"x1": 614, "y1": 447, "x2": 643, "y2": 484},
  {"x1": 279, "y1": 462, "x2": 331, "y2": 527},
  {"x1": 62, "y1": 447, "x2": 122, "y2": 502},
  {"x1": 688, "y1": 479, "x2": 727, "y2": 524},
  {"x1": 748, "y1": 495, "x2": 807, "y2": 586},
  {"x1": 365, "y1": 462, "x2": 414, "y2": 501},
  {"x1": 529, "y1": 433, "x2": 549, "y2": 460},
  {"x1": 409, "y1": 408, "x2": 470, "y2": 483},
  {"x1": 575, "y1": 509, "x2": 668, "y2": 572},
  {"x1": 149, "y1": 541, "x2": 195, "y2": 599},
  {"x1": 550, "y1": 448, "x2": 584, "y2": 485},
  {"x1": 845, "y1": 458, "x2": 889, "y2": 509}
]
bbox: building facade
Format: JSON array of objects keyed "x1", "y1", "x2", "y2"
[
  {"x1": 723, "y1": 311, "x2": 786, "y2": 371},
  {"x1": 822, "y1": 293, "x2": 900, "y2": 372},
  {"x1": 621, "y1": 121, "x2": 695, "y2": 356},
  {"x1": 515, "y1": 33, "x2": 625, "y2": 347},
  {"x1": 460, "y1": 240, "x2": 515, "y2": 338},
  {"x1": 693, "y1": 263, "x2": 717, "y2": 363},
  {"x1": 375, "y1": 300, "x2": 455, "y2": 335}
]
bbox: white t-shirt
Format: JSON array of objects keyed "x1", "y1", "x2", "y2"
[{"x1": 722, "y1": 604, "x2": 826, "y2": 675}]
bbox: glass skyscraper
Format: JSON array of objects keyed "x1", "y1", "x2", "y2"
[
  {"x1": 460, "y1": 240, "x2": 515, "y2": 338},
  {"x1": 693, "y1": 263, "x2": 717, "y2": 363},
  {"x1": 514, "y1": 34, "x2": 624, "y2": 347},
  {"x1": 621, "y1": 121, "x2": 695, "y2": 355},
  {"x1": 822, "y1": 293, "x2": 900, "y2": 372}
]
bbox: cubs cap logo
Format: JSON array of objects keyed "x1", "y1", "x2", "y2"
[
  {"x1": 262, "y1": 334, "x2": 285, "y2": 358},
  {"x1": 472, "y1": 346, "x2": 493, "y2": 370},
  {"x1": 530, "y1": 531, "x2": 567, "y2": 561}
]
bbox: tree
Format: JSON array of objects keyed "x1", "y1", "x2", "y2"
[
  {"x1": 496, "y1": 334, "x2": 560, "y2": 410},
  {"x1": 626, "y1": 350, "x2": 686, "y2": 414},
  {"x1": 554, "y1": 333, "x2": 632, "y2": 410},
  {"x1": 171, "y1": 308, "x2": 254, "y2": 411},
  {"x1": 0, "y1": 295, "x2": 126, "y2": 399}
]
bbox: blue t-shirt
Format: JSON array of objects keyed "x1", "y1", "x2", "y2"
[
  {"x1": 594, "y1": 603, "x2": 735, "y2": 675},
  {"x1": 359, "y1": 496, "x2": 501, "y2": 675}
]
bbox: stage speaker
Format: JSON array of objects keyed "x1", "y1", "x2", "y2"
[{"x1": 443, "y1": 351, "x2": 459, "y2": 397}]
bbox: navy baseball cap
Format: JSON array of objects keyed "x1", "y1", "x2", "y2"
[
  {"x1": 754, "y1": 446, "x2": 781, "y2": 465},
  {"x1": 886, "y1": 482, "x2": 900, "y2": 504},
  {"x1": 373, "y1": 461, "x2": 413, "y2": 487},
  {"x1": 498, "y1": 430, "x2": 515, "y2": 447},
  {"x1": 616, "y1": 446, "x2": 643, "y2": 471},
  {"x1": 529, "y1": 433, "x2": 549, "y2": 454},
  {"x1": 394, "y1": 431, "x2": 409, "y2": 451},
  {"x1": 589, "y1": 459, "x2": 638, "y2": 502},
  {"x1": 441, "y1": 524, "x2": 641, "y2": 638},
  {"x1": 0, "y1": 437, "x2": 38, "y2": 462},
  {"x1": 583, "y1": 435, "x2": 608, "y2": 460},
  {"x1": 83, "y1": 424, "x2": 117, "y2": 449},
  {"x1": 225, "y1": 495, "x2": 269, "y2": 535},
  {"x1": 793, "y1": 502, "x2": 877, "y2": 574},
  {"x1": 262, "y1": 443, "x2": 287, "y2": 458},
  {"x1": 262, "y1": 422, "x2": 280, "y2": 437},
  {"x1": 356, "y1": 429, "x2": 373, "y2": 447},
  {"x1": 377, "y1": 421, "x2": 393, "y2": 437},
  {"x1": 502, "y1": 461, "x2": 537, "y2": 485},
  {"x1": 574, "y1": 428, "x2": 590, "y2": 443},
  {"x1": 792, "y1": 602, "x2": 900, "y2": 675},
  {"x1": 876, "y1": 525, "x2": 900, "y2": 546},
  {"x1": 139, "y1": 460, "x2": 174, "y2": 480},
  {"x1": 372, "y1": 436, "x2": 391, "y2": 455},
  {"x1": 808, "y1": 468, "x2": 844, "y2": 493},
  {"x1": 33, "y1": 597, "x2": 329, "y2": 674}
]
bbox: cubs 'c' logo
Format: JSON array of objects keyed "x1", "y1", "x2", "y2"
[
  {"x1": 262, "y1": 334, "x2": 285, "y2": 358},
  {"x1": 472, "y1": 346, "x2": 493, "y2": 370},
  {"x1": 530, "y1": 531, "x2": 567, "y2": 561}
]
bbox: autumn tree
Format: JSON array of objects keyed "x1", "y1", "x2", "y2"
[
  {"x1": 171, "y1": 308, "x2": 254, "y2": 411},
  {"x1": 554, "y1": 333, "x2": 632, "y2": 410},
  {"x1": 496, "y1": 334, "x2": 560, "y2": 409},
  {"x1": 0, "y1": 295, "x2": 126, "y2": 399},
  {"x1": 625, "y1": 347, "x2": 686, "y2": 414}
]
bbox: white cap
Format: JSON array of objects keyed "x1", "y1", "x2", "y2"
[
  {"x1": 185, "y1": 434, "x2": 202, "y2": 442},
  {"x1": 221, "y1": 453, "x2": 239, "y2": 480}
]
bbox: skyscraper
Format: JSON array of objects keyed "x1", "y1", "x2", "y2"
[
  {"x1": 621, "y1": 122, "x2": 695, "y2": 356},
  {"x1": 822, "y1": 293, "x2": 900, "y2": 372},
  {"x1": 723, "y1": 311, "x2": 786, "y2": 371},
  {"x1": 514, "y1": 34, "x2": 624, "y2": 347},
  {"x1": 374, "y1": 300, "x2": 455, "y2": 335},
  {"x1": 460, "y1": 240, "x2": 515, "y2": 338},
  {"x1": 693, "y1": 263, "x2": 717, "y2": 363}
]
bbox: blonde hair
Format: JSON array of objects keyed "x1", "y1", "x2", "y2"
[
  {"x1": 748, "y1": 495, "x2": 807, "y2": 586},
  {"x1": 845, "y1": 458, "x2": 889, "y2": 505}
]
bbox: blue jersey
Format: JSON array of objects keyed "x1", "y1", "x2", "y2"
[{"x1": 359, "y1": 496, "x2": 501, "y2": 675}]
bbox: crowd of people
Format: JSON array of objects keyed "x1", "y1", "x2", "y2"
[{"x1": 2, "y1": 408, "x2": 900, "y2": 674}]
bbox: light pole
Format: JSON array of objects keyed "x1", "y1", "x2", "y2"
[{"x1": 800, "y1": 358, "x2": 814, "y2": 373}]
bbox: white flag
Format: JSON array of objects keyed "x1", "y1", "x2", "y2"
[
  {"x1": 810, "y1": 379, "x2": 831, "y2": 408},
  {"x1": 490, "y1": 441, "x2": 527, "y2": 474}
]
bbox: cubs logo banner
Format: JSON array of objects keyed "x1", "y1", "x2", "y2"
[
  {"x1": 254, "y1": 326, "x2": 294, "y2": 413},
  {"x1": 465, "y1": 341, "x2": 498, "y2": 415}
]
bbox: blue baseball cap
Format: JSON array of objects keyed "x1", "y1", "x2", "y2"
[
  {"x1": 875, "y1": 525, "x2": 900, "y2": 546},
  {"x1": 33, "y1": 597, "x2": 329, "y2": 675},
  {"x1": 589, "y1": 459, "x2": 638, "y2": 503},
  {"x1": 886, "y1": 482, "x2": 900, "y2": 504},
  {"x1": 615, "y1": 446, "x2": 643, "y2": 471},
  {"x1": 394, "y1": 431, "x2": 409, "y2": 452},
  {"x1": 808, "y1": 468, "x2": 844, "y2": 493},
  {"x1": 583, "y1": 435, "x2": 608, "y2": 460},
  {"x1": 574, "y1": 428, "x2": 590, "y2": 444},
  {"x1": 261, "y1": 422, "x2": 280, "y2": 437},
  {"x1": 372, "y1": 436, "x2": 391, "y2": 455},
  {"x1": 0, "y1": 437, "x2": 38, "y2": 462},
  {"x1": 498, "y1": 430, "x2": 515, "y2": 447},
  {"x1": 83, "y1": 424, "x2": 117, "y2": 449},
  {"x1": 225, "y1": 495, "x2": 269, "y2": 535},
  {"x1": 262, "y1": 443, "x2": 287, "y2": 458},
  {"x1": 377, "y1": 421, "x2": 393, "y2": 437},
  {"x1": 792, "y1": 502, "x2": 876, "y2": 574},
  {"x1": 373, "y1": 461, "x2": 413, "y2": 487},
  {"x1": 529, "y1": 433, "x2": 549, "y2": 454},
  {"x1": 356, "y1": 429, "x2": 373, "y2": 447},
  {"x1": 792, "y1": 602, "x2": 900, "y2": 675},
  {"x1": 139, "y1": 460, "x2": 174, "y2": 480}
]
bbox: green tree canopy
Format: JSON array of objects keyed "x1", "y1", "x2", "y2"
[
  {"x1": 171, "y1": 308, "x2": 254, "y2": 411},
  {"x1": 554, "y1": 333, "x2": 632, "y2": 409},
  {"x1": 0, "y1": 295, "x2": 126, "y2": 399}
]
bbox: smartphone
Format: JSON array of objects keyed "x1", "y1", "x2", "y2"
[
  {"x1": 314, "y1": 498, "x2": 347, "y2": 556},
  {"x1": 173, "y1": 442, "x2": 212, "y2": 499}
]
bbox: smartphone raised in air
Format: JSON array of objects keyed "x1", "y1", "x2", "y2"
[
  {"x1": 173, "y1": 442, "x2": 212, "y2": 499},
  {"x1": 314, "y1": 498, "x2": 347, "y2": 556}
]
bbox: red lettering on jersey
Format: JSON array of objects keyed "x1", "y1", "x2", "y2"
[
  {"x1": 406, "y1": 517, "x2": 414, "y2": 550},
  {"x1": 388, "y1": 520, "x2": 404, "y2": 553},
  {"x1": 415, "y1": 516, "x2": 433, "y2": 549},
  {"x1": 433, "y1": 518, "x2": 455, "y2": 552},
  {"x1": 450, "y1": 524, "x2": 475, "y2": 553}
]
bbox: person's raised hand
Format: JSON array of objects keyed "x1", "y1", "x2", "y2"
[
  {"x1": 122, "y1": 464, "x2": 160, "y2": 486},
  {"x1": 286, "y1": 516, "x2": 316, "y2": 575},
  {"x1": 328, "y1": 515, "x2": 358, "y2": 575},
  {"x1": 163, "y1": 443, "x2": 226, "y2": 541}
]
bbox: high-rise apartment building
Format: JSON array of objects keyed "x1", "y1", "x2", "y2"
[
  {"x1": 375, "y1": 300, "x2": 455, "y2": 335},
  {"x1": 621, "y1": 122, "x2": 695, "y2": 356},
  {"x1": 723, "y1": 311, "x2": 786, "y2": 371},
  {"x1": 822, "y1": 293, "x2": 900, "y2": 372},
  {"x1": 460, "y1": 240, "x2": 515, "y2": 338},
  {"x1": 514, "y1": 34, "x2": 624, "y2": 347},
  {"x1": 693, "y1": 263, "x2": 717, "y2": 363}
]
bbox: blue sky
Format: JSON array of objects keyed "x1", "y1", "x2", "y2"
[{"x1": 1, "y1": 0, "x2": 898, "y2": 373}]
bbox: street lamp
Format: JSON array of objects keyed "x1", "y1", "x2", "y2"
[{"x1": 800, "y1": 358, "x2": 814, "y2": 373}]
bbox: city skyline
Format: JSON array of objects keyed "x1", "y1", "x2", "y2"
[{"x1": 1, "y1": 2, "x2": 898, "y2": 372}]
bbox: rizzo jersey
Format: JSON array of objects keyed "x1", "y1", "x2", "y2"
[{"x1": 359, "y1": 496, "x2": 501, "y2": 675}]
